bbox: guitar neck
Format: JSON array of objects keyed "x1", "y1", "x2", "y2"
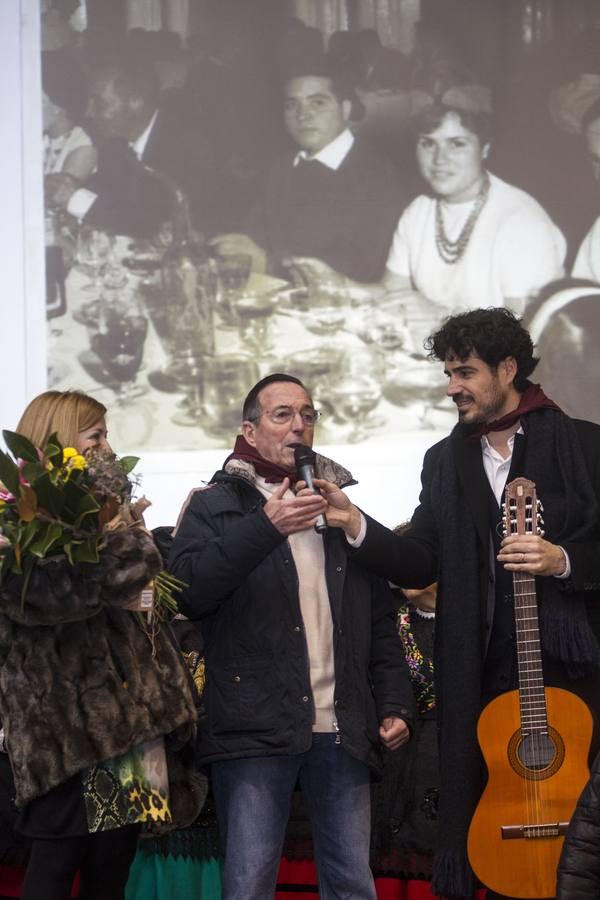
[{"x1": 513, "y1": 570, "x2": 547, "y2": 735}]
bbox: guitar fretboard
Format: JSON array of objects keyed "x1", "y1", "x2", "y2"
[{"x1": 513, "y1": 569, "x2": 547, "y2": 736}]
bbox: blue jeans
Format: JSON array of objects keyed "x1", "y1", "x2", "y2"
[{"x1": 211, "y1": 733, "x2": 376, "y2": 900}]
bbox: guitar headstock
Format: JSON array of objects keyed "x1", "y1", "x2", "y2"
[{"x1": 502, "y1": 477, "x2": 544, "y2": 538}]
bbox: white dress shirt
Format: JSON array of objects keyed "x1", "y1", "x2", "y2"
[{"x1": 293, "y1": 128, "x2": 354, "y2": 171}]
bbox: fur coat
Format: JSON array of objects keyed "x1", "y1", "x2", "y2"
[{"x1": 0, "y1": 527, "x2": 203, "y2": 823}]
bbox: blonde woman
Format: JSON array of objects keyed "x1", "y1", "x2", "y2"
[{"x1": 0, "y1": 390, "x2": 200, "y2": 900}]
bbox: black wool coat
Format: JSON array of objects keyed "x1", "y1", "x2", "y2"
[
  {"x1": 169, "y1": 469, "x2": 415, "y2": 772},
  {"x1": 351, "y1": 412, "x2": 600, "y2": 896},
  {"x1": 557, "y1": 750, "x2": 600, "y2": 900}
]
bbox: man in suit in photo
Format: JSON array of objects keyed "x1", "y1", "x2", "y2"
[
  {"x1": 46, "y1": 59, "x2": 217, "y2": 238},
  {"x1": 212, "y1": 60, "x2": 407, "y2": 283}
]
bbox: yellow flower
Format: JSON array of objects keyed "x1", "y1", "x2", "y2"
[
  {"x1": 67, "y1": 455, "x2": 86, "y2": 471},
  {"x1": 62, "y1": 447, "x2": 79, "y2": 462}
]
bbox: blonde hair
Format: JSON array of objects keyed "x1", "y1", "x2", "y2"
[{"x1": 16, "y1": 390, "x2": 107, "y2": 450}]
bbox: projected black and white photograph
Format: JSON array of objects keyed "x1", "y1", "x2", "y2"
[{"x1": 41, "y1": 0, "x2": 600, "y2": 455}]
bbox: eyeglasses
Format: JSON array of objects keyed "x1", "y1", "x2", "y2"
[{"x1": 251, "y1": 406, "x2": 321, "y2": 426}]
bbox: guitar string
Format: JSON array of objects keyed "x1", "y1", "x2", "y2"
[
  {"x1": 515, "y1": 573, "x2": 532, "y2": 832},
  {"x1": 516, "y1": 570, "x2": 544, "y2": 833},
  {"x1": 513, "y1": 495, "x2": 547, "y2": 834},
  {"x1": 517, "y1": 573, "x2": 542, "y2": 833}
]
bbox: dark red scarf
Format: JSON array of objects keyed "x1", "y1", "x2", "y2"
[
  {"x1": 223, "y1": 435, "x2": 297, "y2": 485},
  {"x1": 469, "y1": 382, "x2": 560, "y2": 441}
]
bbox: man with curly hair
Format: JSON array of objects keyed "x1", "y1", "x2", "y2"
[{"x1": 315, "y1": 307, "x2": 600, "y2": 900}]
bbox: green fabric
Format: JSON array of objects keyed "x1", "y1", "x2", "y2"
[
  {"x1": 125, "y1": 851, "x2": 222, "y2": 900},
  {"x1": 136, "y1": 822, "x2": 221, "y2": 860}
]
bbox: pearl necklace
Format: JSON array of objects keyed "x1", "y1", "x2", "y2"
[{"x1": 434, "y1": 172, "x2": 490, "y2": 264}]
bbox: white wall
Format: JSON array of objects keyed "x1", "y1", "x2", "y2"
[{"x1": 0, "y1": 0, "x2": 46, "y2": 434}]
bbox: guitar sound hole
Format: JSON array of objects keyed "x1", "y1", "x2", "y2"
[{"x1": 518, "y1": 733, "x2": 556, "y2": 771}]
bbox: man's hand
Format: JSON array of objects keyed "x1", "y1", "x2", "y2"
[
  {"x1": 498, "y1": 533, "x2": 567, "y2": 576},
  {"x1": 379, "y1": 716, "x2": 410, "y2": 750},
  {"x1": 283, "y1": 256, "x2": 372, "y2": 304},
  {"x1": 45, "y1": 172, "x2": 78, "y2": 210},
  {"x1": 209, "y1": 233, "x2": 267, "y2": 273},
  {"x1": 310, "y1": 478, "x2": 362, "y2": 538},
  {"x1": 263, "y1": 478, "x2": 327, "y2": 536}
]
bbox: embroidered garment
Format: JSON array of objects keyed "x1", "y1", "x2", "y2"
[{"x1": 397, "y1": 603, "x2": 435, "y2": 715}]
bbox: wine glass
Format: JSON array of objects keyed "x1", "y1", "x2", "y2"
[
  {"x1": 88, "y1": 306, "x2": 149, "y2": 404},
  {"x1": 279, "y1": 345, "x2": 346, "y2": 434},
  {"x1": 229, "y1": 289, "x2": 280, "y2": 353},
  {"x1": 74, "y1": 226, "x2": 113, "y2": 293},
  {"x1": 102, "y1": 249, "x2": 128, "y2": 291},
  {"x1": 168, "y1": 345, "x2": 208, "y2": 427},
  {"x1": 302, "y1": 278, "x2": 352, "y2": 338},
  {"x1": 356, "y1": 304, "x2": 409, "y2": 353},
  {"x1": 216, "y1": 253, "x2": 252, "y2": 326},
  {"x1": 201, "y1": 355, "x2": 260, "y2": 437},
  {"x1": 328, "y1": 349, "x2": 384, "y2": 443}
]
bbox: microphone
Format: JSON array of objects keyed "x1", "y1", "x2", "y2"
[{"x1": 294, "y1": 444, "x2": 328, "y2": 534}]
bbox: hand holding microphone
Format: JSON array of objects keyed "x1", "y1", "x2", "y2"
[{"x1": 294, "y1": 444, "x2": 328, "y2": 534}]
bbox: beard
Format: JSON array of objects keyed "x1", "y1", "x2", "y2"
[{"x1": 455, "y1": 382, "x2": 509, "y2": 425}]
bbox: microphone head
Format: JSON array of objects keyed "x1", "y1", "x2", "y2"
[{"x1": 293, "y1": 443, "x2": 315, "y2": 470}]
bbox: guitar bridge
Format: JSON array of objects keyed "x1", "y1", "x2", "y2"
[{"x1": 501, "y1": 822, "x2": 569, "y2": 839}]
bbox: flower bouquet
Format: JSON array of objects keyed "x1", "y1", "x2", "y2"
[{"x1": 0, "y1": 430, "x2": 181, "y2": 617}]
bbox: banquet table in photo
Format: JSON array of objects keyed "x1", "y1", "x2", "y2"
[{"x1": 47, "y1": 231, "x2": 455, "y2": 453}]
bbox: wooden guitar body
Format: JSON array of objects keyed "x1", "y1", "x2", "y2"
[
  {"x1": 467, "y1": 477, "x2": 593, "y2": 898},
  {"x1": 467, "y1": 686, "x2": 593, "y2": 898}
]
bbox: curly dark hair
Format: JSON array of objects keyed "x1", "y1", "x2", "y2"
[{"x1": 425, "y1": 308, "x2": 539, "y2": 391}]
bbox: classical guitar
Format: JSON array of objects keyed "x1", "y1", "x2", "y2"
[{"x1": 467, "y1": 477, "x2": 593, "y2": 899}]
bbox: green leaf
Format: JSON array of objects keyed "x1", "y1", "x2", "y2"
[
  {"x1": 28, "y1": 522, "x2": 63, "y2": 558},
  {"x1": 21, "y1": 461, "x2": 47, "y2": 486},
  {"x1": 0, "y1": 450, "x2": 20, "y2": 496},
  {"x1": 70, "y1": 537, "x2": 100, "y2": 564},
  {"x1": 2, "y1": 431, "x2": 39, "y2": 464},
  {"x1": 119, "y1": 456, "x2": 139, "y2": 476},
  {"x1": 73, "y1": 491, "x2": 102, "y2": 529},
  {"x1": 20, "y1": 556, "x2": 35, "y2": 609},
  {"x1": 61, "y1": 478, "x2": 90, "y2": 522},
  {"x1": 33, "y1": 472, "x2": 65, "y2": 518},
  {"x1": 19, "y1": 518, "x2": 42, "y2": 553},
  {"x1": 43, "y1": 433, "x2": 63, "y2": 464},
  {"x1": 63, "y1": 540, "x2": 75, "y2": 566}
]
